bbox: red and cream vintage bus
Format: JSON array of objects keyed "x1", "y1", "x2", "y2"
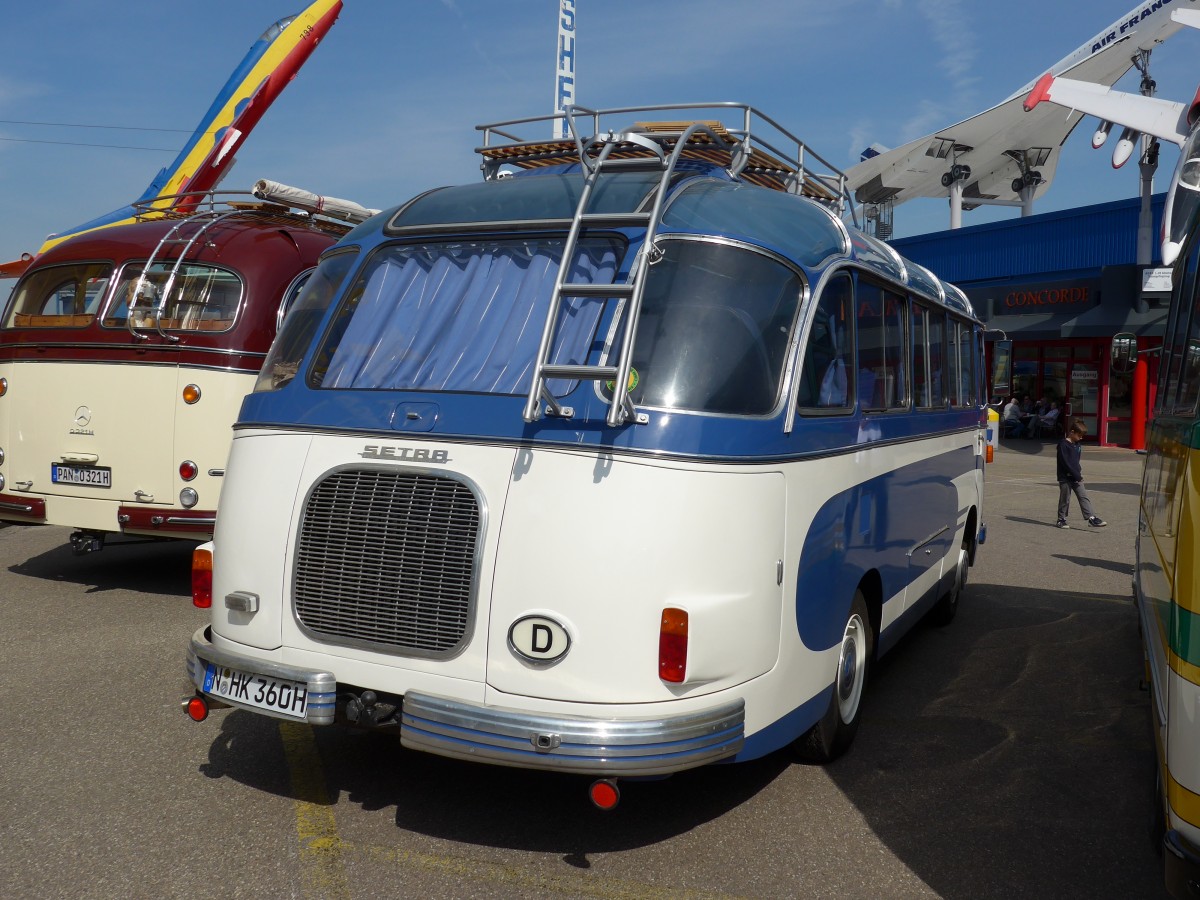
[{"x1": 0, "y1": 188, "x2": 370, "y2": 553}]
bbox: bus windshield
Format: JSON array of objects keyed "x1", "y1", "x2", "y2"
[
  {"x1": 103, "y1": 262, "x2": 242, "y2": 331},
  {"x1": 311, "y1": 237, "x2": 622, "y2": 394},
  {"x1": 5, "y1": 262, "x2": 113, "y2": 328},
  {"x1": 623, "y1": 239, "x2": 802, "y2": 416}
]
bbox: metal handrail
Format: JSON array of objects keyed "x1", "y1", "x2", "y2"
[{"x1": 476, "y1": 101, "x2": 853, "y2": 214}]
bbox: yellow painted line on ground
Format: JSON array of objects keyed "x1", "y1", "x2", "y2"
[
  {"x1": 279, "y1": 721, "x2": 351, "y2": 900},
  {"x1": 347, "y1": 839, "x2": 749, "y2": 899},
  {"x1": 278, "y1": 718, "x2": 743, "y2": 898}
]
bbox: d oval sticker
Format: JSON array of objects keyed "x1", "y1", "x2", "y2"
[{"x1": 508, "y1": 615, "x2": 571, "y2": 665}]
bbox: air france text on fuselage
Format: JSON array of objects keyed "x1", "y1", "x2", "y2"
[{"x1": 1091, "y1": 0, "x2": 1176, "y2": 52}]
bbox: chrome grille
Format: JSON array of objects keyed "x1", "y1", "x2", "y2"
[{"x1": 294, "y1": 469, "x2": 480, "y2": 656}]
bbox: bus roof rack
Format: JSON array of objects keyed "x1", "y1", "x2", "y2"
[
  {"x1": 130, "y1": 187, "x2": 360, "y2": 237},
  {"x1": 476, "y1": 102, "x2": 851, "y2": 214}
]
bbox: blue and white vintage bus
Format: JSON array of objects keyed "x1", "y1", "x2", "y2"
[{"x1": 183, "y1": 104, "x2": 988, "y2": 807}]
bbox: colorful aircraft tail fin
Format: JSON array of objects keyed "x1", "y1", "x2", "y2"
[{"x1": 36, "y1": 0, "x2": 342, "y2": 255}]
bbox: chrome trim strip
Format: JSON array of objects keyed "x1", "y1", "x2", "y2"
[
  {"x1": 907, "y1": 524, "x2": 951, "y2": 558},
  {"x1": 165, "y1": 516, "x2": 217, "y2": 526},
  {"x1": 231, "y1": 421, "x2": 986, "y2": 466},
  {"x1": 400, "y1": 691, "x2": 745, "y2": 776},
  {"x1": 187, "y1": 627, "x2": 337, "y2": 725},
  {"x1": 0, "y1": 346, "x2": 268, "y2": 363}
]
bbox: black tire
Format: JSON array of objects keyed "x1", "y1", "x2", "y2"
[
  {"x1": 795, "y1": 591, "x2": 873, "y2": 763},
  {"x1": 929, "y1": 537, "x2": 970, "y2": 627}
]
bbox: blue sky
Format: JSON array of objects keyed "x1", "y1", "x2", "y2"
[{"x1": 3, "y1": 0, "x2": 1200, "y2": 264}]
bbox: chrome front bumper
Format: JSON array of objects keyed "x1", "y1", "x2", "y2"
[
  {"x1": 401, "y1": 691, "x2": 745, "y2": 776},
  {"x1": 187, "y1": 627, "x2": 745, "y2": 776}
]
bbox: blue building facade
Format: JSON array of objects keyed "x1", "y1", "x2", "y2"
[{"x1": 890, "y1": 194, "x2": 1170, "y2": 446}]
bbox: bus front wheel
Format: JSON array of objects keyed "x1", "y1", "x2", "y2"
[{"x1": 795, "y1": 591, "x2": 873, "y2": 763}]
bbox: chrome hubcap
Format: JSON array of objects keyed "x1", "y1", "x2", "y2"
[{"x1": 837, "y1": 614, "x2": 866, "y2": 722}]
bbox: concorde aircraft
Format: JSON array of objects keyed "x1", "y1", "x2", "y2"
[
  {"x1": 1023, "y1": 8, "x2": 1200, "y2": 266},
  {"x1": 846, "y1": 0, "x2": 1198, "y2": 235},
  {"x1": 0, "y1": 0, "x2": 343, "y2": 277}
]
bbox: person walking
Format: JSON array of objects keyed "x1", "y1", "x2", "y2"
[{"x1": 1056, "y1": 419, "x2": 1106, "y2": 528}]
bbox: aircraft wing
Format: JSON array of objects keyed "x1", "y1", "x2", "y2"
[
  {"x1": 1023, "y1": 74, "x2": 1190, "y2": 147},
  {"x1": 848, "y1": 95, "x2": 1079, "y2": 210},
  {"x1": 36, "y1": 0, "x2": 343, "y2": 254},
  {"x1": 847, "y1": 0, "x2": 1195, "y2": 210},
  {"x1": 0, "y1": 255, "x2": 33, "y2": 279}
]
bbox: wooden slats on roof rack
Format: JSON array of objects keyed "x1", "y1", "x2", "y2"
[{"x1": 478, "y1": 121, "x2": 838, "y2": 200}]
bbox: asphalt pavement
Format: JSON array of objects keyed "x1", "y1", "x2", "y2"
[{"x1": 0, "y1": 434, "x2": 1168, "y2": 899}]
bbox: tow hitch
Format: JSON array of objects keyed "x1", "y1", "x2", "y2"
[
  {"x1": 70, "y1": 530, "x2": 105, "y2": 555},
  {"x1": 344, "y1": 689, "x2": 400, "y2": 728}
]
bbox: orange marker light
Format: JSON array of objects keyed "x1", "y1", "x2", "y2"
[
  {"x1": 182, "y1": 384, "x2": 201, "y2": 404},
  {"x1": 0, "y1": 377, "x2": 7, "y2": 397},
  {"x1": 659, "y1": 607, "x2": 688, "y2": 683},
  {"x1": 986, "y1": 445, "x2": 994, "y2": 464},
  {"x1": 192, "y1": 548, "x2": 213, "y2": 608}
]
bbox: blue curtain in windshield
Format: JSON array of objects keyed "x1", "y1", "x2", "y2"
[{"x1": 321, "y1": 238, "x2": 620, "y2": 393}]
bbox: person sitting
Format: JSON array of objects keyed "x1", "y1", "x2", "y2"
[
  {"x1": 1033, "y1": 401, "x2": 1061, "y2": 437},
  {"x1": 1002, "y1": 396, "x2": 1024, "y2": 437}
]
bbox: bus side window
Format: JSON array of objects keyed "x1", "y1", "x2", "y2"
[
  {"x1": 927, "y1": 308, "x2": 945, "y2": 407},
  {"x1": 1178, "y1": 293, "x2": 1200, "y2": 415},
  {"x1": 857, "y1": 281, "x2": 908, "y2": 411},
  {"x1": 1163, "y1": 237, "x2": 1200, "y2": 411},
  {"x1": 950, "y1": 320, "x2": 976, "y2": 407},
  {"x1": 912, "y1": 301, "x2": 948, "y2": 409},
  {"x1": 277, "y1": 269, "x2": 315, "y2": 333},
  {"x1": 912, "y1": 303, "x2": 929, "y2": 408},
  {"x1": 796, "y1": 273, "x2": 853, "y2": 413}
]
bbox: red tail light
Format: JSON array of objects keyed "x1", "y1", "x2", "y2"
[
  {"x1": 588, "y1": 779, "x2": 620, "y2": 810},
  {"x1": 184, "y1": 695, "x2": 209, "y2": 722},
  {"x1": 659, "y1": 607, "x2": 688, "y2": 683},
  {"x1": 192, "y1": 548, "x2": 213, "y2": 608}
]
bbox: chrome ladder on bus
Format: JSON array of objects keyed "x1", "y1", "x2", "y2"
[
  {"x1": 129, "y1": 207, "x2": 246, "y2": 342},
  {"x1": 521, "y1": 111, "x2": 746, "y2": 427}
]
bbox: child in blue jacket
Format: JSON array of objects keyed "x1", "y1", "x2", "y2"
[{"x1": 1056, "y1": 419, "x2": 1106, "y2": 528}]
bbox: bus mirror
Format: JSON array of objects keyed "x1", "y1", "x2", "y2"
[
  {"x1": 990, "y1": 340, "x2": 1012, "y2": 395},
  {"x1": 1111, "y1": 333, "x2": 1137, "y2": 374}
]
